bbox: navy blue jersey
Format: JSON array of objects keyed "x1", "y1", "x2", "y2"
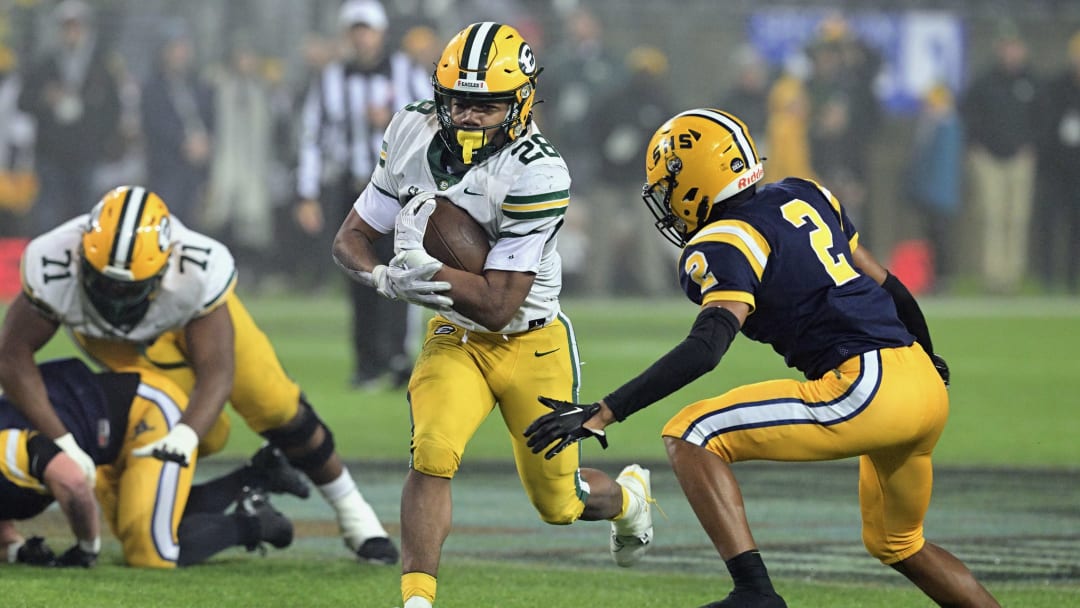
[
  {"x1": 678, "y1": 177, "x2": 913, "y2": 379},
  {"x1": 0, "y1": 358, "x2": 129, "y2": 463}
]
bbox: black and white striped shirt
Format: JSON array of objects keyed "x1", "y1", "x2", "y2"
[{"x1": 296, "y1": 51, "x2": 428, "y2": 200}]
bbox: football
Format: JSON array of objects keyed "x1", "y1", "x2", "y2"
[{"x1": 423, "y1": 196, "x2": 490, "y2": 275}]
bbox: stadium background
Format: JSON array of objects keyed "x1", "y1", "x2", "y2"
[
  {"x1": 0, "y1": 1, "x2": 1077, "y2": 605},
  {"x1": 2, "y1": 0, "x2": 1080, "y2": 294}
]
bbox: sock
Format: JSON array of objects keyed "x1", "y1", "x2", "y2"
[
  {"x1": 7, "y1": 540, "x2": 24, "y2": 563},
  {"x1": 725, "y1": 550, "x2": 776, "y2": 594},
  {"x1": 317, "y1": 467, "x2": 388, "y2": 547},
  {"x1": 177, "y1": 513, "x2": 246, "y2": 566},
  {"x1": 185, "y1": 469, "x2": 248, "y2": 515},
  {"x1": 402, "y1": 572, "x2": 436, "y2": 606},
  {"x1": 612, "y1": 484, "x2": 646, "y2": 533}
]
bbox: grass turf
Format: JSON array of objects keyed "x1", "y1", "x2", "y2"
[{"x1": 2, "y1": 293, "x2": 1078, "y2": 607}]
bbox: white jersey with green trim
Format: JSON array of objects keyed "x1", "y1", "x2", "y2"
[
  {"x1": 365, "y1": 101, "x2": 569, "y2": 334},
  {"x1": 20, "y1": 216, "x2": 237, "y2": 343}
]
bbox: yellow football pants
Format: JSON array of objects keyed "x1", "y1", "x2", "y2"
[
  {"x1": 662, "y1": 344, "x2": 948, "y2": 564},
  {"x1": 74, "y1": 293, "x2": 302, "y2": 456},
  {"x1": 407, "y1": 314, "x2": 589, "y2": 525},
  {"x1": 93, "y1": 371, "x2": 196, "y2": 569}
]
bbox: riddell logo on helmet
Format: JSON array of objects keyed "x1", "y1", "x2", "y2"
[{"x1": 738, "y1": 165, "x2": 764, "y2": 189}]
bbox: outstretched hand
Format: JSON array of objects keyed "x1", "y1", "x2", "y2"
[{"x1": 524, "y1": 396, "x2": 608, "y2": 460}]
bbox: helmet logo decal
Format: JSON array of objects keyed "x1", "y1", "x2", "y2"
[
  {"x1": 157, "y1": 216, "x2": 172, "y2": 253},
  {"x1": 518, "y1": 42, "x2": 536, "y2": 75},
  {"x1": 666, "y1": 156, "x2": 683, "y2": 175},
  {"x1": 730, "y1": 157, "x2": 745, "y2": 172}
]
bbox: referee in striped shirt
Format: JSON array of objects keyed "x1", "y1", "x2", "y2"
[{"x1": 295, "y1": 0, "x2": 429, "y2": 389}]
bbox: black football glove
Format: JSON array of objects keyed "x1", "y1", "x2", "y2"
[
  {"x1": 55, "y1": 544, "x2": 97, "y2": 568},
  {"x1": 930, "y1": 353, "x2": 950, "y2": 388},
  {"x1": 524, "y1": 397, "x2": 609, "y2": 460},
  {"x1": 15, "y1": 536, "x2": 56, "y2": 566}
]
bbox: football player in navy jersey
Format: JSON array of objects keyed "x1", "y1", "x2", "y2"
[
  {"x1": 526, "y1": 109, "x2": 999, "y2": 608},
  {"x1": 0, "y1": 358, "x2": 294, "y2": 568}
]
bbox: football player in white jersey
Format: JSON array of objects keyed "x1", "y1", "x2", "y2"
[
  {"x1": 0, "y1": 186, "x2": 399, "y2": 564},
  {"x1": 332, "y1": 22, "x2": 653, "y2": 608}
]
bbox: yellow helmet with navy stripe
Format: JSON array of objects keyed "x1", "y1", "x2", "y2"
[
  {"x1": 80, "y1": 186, "x2": 174, "y2": 330},
  {"x1": 432, "y1": 22, "x2": 540, "y2": 164},
  {"x1": 642, "y1": 109, "x2": 764, "y2": 246}
]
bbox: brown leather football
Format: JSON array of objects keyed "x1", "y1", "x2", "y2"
[{"x1": 423, "y1": 196, "x2": 490, "y2": 275}]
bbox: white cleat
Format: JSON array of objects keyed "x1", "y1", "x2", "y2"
[
  {"x1": 610, "y1": 464, "x2": 653, "y2": 567},
  {"x1": 402, "y1": 597, "x2": 433, "y2": 608}
]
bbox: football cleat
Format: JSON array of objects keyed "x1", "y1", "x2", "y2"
[
  {"x1": 610, "y1": 464, "x2": 654, "y2": 567},
  {"x1": 235, "y1": 488, "x2": 294, "y2": 552},
  {"x1": 700, "y1": 589, "x2": 788, "y2": 608},
  {"x1": 248, "y1": 443, "x2": 311, "y2": 499},
  {"x1": 15, "y1": 536, "x2": 56, "y2": 566},
  {"x1": 353, "y1": 536, "x2": 399, "y2": 565}
]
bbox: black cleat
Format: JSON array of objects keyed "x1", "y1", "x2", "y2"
[
  {"x1": 15, "y1": 536, "x2": 56, "y2": 566},
  {"x1": 354, "y1": 536, "x2": 399, "y2": 565},
  {"x1": 700, "y1": 589, "x2": 788, "y2": 608},
  {"x1": 249, "y1": 443, "x2": 310, "y2": 499},
  {"x1": 235, "y1": 488, "x2": 294, "y2": 551}
]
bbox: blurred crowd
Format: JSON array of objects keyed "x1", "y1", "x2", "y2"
[{"x1": 0, "y1": 1, "x2": 1079, "y2": 297}]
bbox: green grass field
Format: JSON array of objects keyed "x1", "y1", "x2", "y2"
[{"x1": 1, "y1": 293, "x2": 1078, "y2": 607}]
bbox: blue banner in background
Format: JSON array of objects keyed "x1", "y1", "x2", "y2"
[{"x1": 747, "y1": 9, "x2": 965, "y2": 115}]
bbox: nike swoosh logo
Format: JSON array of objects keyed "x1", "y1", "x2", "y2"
[
  {"x1": 534, "y1": 348, "x2": 560, "y2": 357},
  {"x1": 463, "y1": 187, "x2": 483, "y2": 196},
  {"x1": 559, "y1": 407, "x2": 582, "y2": 417}
]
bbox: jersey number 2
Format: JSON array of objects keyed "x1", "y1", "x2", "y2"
[{"x1": 780, "y1": 200, "x2": 858, "y2": 286}]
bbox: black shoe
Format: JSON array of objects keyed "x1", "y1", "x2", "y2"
[
  {"x1": 700, "y1": 589, "x2": 787, "y2": 608},
  {"x1": 249, "y1": 443, "x2": 310, "y2": 499},
  {"x1": 235, "y1": 488, "x2": 294, "y2": 551},
  {"x1": 15, "y1": 536, "x2": 56, "y2": 566},
  {"x1": 354, "y1": 536, "x2": 399, "y2": 565}
]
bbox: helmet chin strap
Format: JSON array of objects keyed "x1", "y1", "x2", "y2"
[{"x1": 457, "y1": 130, "x2": 486, "y2": 164}]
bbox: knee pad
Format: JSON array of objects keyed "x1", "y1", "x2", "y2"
[
  {"x1": 409, "y1": 435, "x2": 460, "y2": 479},
  {"x1": 261, "y1": 396, "x2": 335, "y2": 471}
]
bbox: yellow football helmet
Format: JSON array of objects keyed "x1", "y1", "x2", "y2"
[
  {"x1": 642, "y1": 108, "x2": 764, "y2": 246},
  {"x1": 432, "y1": 22, "x2": 540, "y2": 164},
  {"x1": 80, "y1": 186, "x2": 174, "y2": 330}
]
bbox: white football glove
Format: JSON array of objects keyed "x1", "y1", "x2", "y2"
[
  {"x1": 53, "y1": 433, "x2": 96, "y2": 485},
  {"x1": 372, "y1": 253, "x2": 453, "y2": 309},
  {"x1": 394, "y1": 192, "x2": 438, "y2": 256},
  {"x1": 132, "y1": 423, "x2": 198, "y2": 467}
]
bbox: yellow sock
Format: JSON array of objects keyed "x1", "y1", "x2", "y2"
[
  {"x1": 402, "y1": 572, "x2": 437, "y2": 604},
  {"x1": 613, "y1": 485, "x2": 632, "y2": 521}
]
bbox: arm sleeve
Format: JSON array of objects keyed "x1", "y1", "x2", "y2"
[
  {"x1": 881, "y1": 271, "x2": 934, "y2": 355},
  {"x1": 604, "y1": 306, "x2": 740, "y2": 422}
]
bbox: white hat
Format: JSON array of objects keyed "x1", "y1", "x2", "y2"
[
  {"x1": 338, "y1": 0, "x2": 388, "y2": 31},
  {"x1": 53, "y1": 0, "x2": 92, "y2": 23}
]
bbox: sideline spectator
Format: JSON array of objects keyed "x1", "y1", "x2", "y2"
[
  {"x1": 961, "y1": 21, "x2": 1038, "y2": 294},
  {"x1": 140, "y1": 21, "x2": 213, "y2": 225},
  {"x1": 17, "y1": 0, "x2": 120, "y2": 233},
  {"x1": 203, "y1": 33, "x2": 275, "y2": 285},
  {"x1": 1032, "y1": 30, "x2": 1080, "y2": 294},
  {"x1": 763, "y1": 65, "x2": 815, "y2": 184},
  {"x1": 0, "y1": 43, "x2": 37, "y2": 236},
  {"x1": 295, "y1": 0, "x2": 425, "y2": 390},
  {"x1": 588, "y1": 46, "x2": 677, "y2": 297},
  {"x1": 804, "y1": 16, "x2": 882, "y2": 226},
  {"x1": 906, "y1": 84, "x2": 964, "y2": 293}
]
